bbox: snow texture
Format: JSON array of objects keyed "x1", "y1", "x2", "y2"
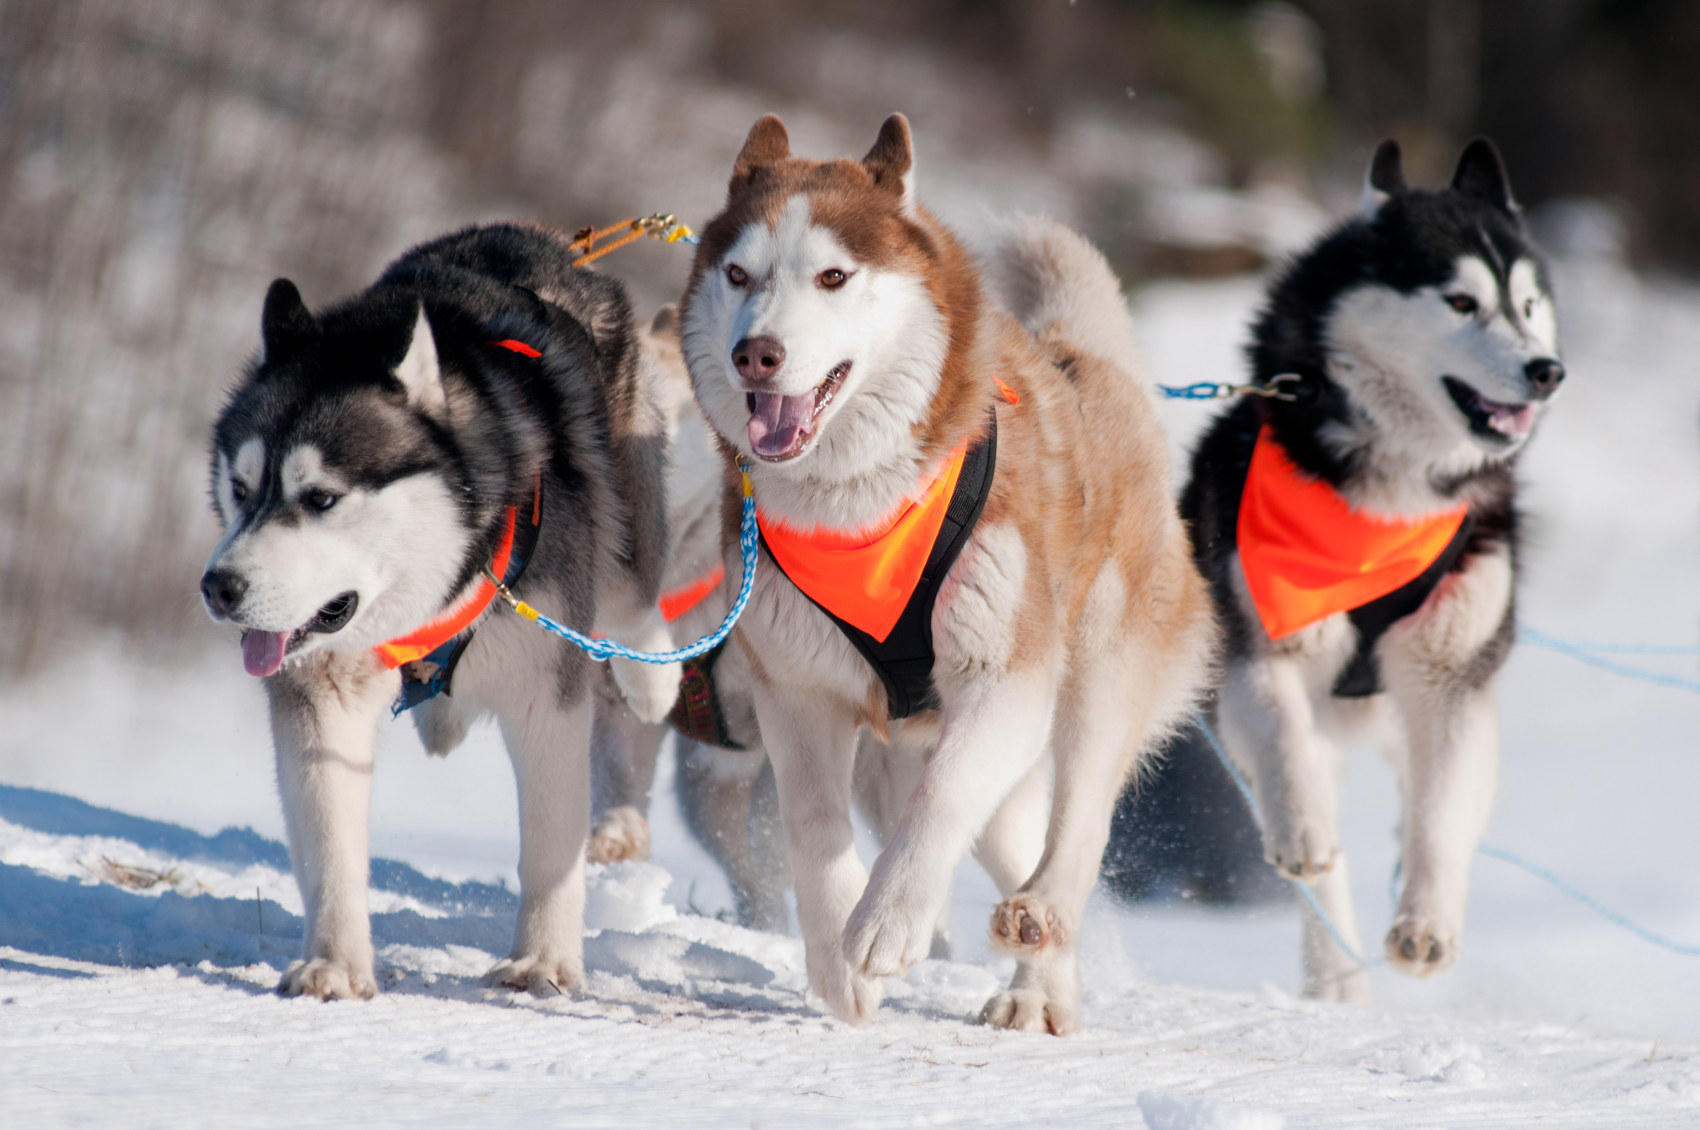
[{"x1": 2, "y1": 260, "x2": 1698, "y2": 1127}]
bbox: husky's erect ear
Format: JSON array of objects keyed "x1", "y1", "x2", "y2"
[
  {"x1": 1451, "y1": 137, "x2": 1517, "y2": 216},
  {"x1": 261, "y1": 278, "x2": 317, "y2": 364},
  {"x1": 1360, "y1": 139, "x2": 1405, "y2": 217},
  {"x1": 862, "y1": 113, "x2": 915, "y2": 207},
  {"x1": 393, "y1": 303, "x2": 445, "y2": 415},
  {"x1": 732, "y1": 115, "x2": 790, "y2": 187}
]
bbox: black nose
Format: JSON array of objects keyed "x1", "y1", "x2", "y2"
[
  {"x1": 732, "y1": 336, "x2": 786, "y2": 383},
  {"x1": 1525, "y1": 358, "x2": 1565, "y2": 398},
  {"x1": 201, "y1": 569, "x2": 247, "y2": 618}
]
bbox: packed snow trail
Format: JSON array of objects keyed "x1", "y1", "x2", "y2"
[{"x1": 1, "y1": 787, "x2": 1695, "y2": 1128}]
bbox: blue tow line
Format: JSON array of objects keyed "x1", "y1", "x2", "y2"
[
  {"x1": 1196, "y1": 711, "x2": 1700, "y2": 968},
  {"x1": 1517, "y1": 628, "x2": 1700, "y2": 694},
  {"x1": 487, "y1": 463, "x2": 757, "y2": 665}
]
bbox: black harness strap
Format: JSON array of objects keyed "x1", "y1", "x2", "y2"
[
  {"x1": 1331, "y1": 511, "x2": 1477, "y2": 697},
  {"x1": 766, "y1": 413, "x2": 999, "y2": 720}
]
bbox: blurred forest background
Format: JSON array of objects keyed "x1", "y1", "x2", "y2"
[{"x1": 1, "y1": 0, "x2": 1694, "y2": 677}]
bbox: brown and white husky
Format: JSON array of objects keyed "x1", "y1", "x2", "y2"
[{"x1": 677, "y1": 114, "x2": 1214, "y2": 1033}]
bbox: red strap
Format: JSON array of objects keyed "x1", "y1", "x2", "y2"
[
  {"x1": 374, "y1": 507, "x2": 517, "y2": 669},
  {"x1": 490, "y1": 338, "x2": 541, "y2": 358}
]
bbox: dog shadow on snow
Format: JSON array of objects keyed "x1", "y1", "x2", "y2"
[{"x1": 0, "y1": 784, "x2": 865, "y2": 1021}]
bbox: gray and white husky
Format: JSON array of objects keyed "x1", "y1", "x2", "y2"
[
  {"x1": 200, "y1": 222, "x2": 679, "y2": 999},
  {"x1": 1182, "y1": 139, "x2": 1565, "y2": 1002}
]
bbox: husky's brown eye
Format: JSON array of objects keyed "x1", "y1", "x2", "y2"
[
  {"x1": 1445, "y1": 293, "x2": 1479, "y2": 315},
  {"x1": 231, "y1": 479, "x2": 248, "y2": 503},
  {"x1": 726, "y1": 264, "x2": 748, "y2": 287},
  {"x1": 818, "y1": 268, "x2": 847, "y2": 289},
  {"x1": 304, "y1": 489, "x2": 340, "y2": 513}
]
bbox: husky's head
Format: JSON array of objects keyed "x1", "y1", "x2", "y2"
[
  {"x1": 201, "y1": 281, "x2": 475, "y2": 677},
  {"x1": 680, "y1": 113, "x2": 974, "y2": 512},
  {"x1": 1257, "y1": 138, "x2": 1563, "y2": 509}
]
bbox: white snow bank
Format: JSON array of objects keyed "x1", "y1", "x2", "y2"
[{"x1": 1139, "y1": 1091, "x2": 1286, "y2": 1130}]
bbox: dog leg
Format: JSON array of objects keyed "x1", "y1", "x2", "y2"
[
  {"x1": 756, "y1": 689, "x2": 878, "y2": 1022},
  {"x1": 605, "y1": 607, "x2": 684, "y2": 725},
  {"x1": 488, "y1": 689, "x2": 594, "y2": 996},
  {"x1": 588, "y1": 672, "x2": 661, "y2": 864},
  {"x1": 1379, "y1": 550, "x2": 1511, "y2": 978},
  {"x1": 267, "y1": 654, "x2": 394, "y2": 1000},
  {"x1": 1383, "y1": 682, "x2": 1497, "y2": 978},
  {"x1": 676, "y1": 738, "x2": 790, "y2": 931},
  {"x1": 983, "y1": 652, "x2": 1157, "y2": 1035},
  {"x1": 1299, "y1": 857, "x2": 1374, "y2": 1004},
  {"x1": 1219, "y1": 657, "x2": 1344, "y2": 882},
  {"x1": 842, "y1": 669, "x2": 1055, "y2": 988}
]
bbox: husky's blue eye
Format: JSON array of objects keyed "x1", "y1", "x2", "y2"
[
  {"x1": 304, "y1": 489, "x2": 340, "y2": 512},
  {"x1": 1445, "y1": 294, "x2": 1479, "y2": 315}
]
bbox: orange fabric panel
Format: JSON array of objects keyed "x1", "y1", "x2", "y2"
[
  {"x1": 374, "y1": 507, "x2": 516, "y2": 669},
  {"x1": 1237, "y1": 426, "x2": 1467, "y2": 640},
  {"x1": 659, "y1": 564, "x2": 726, "y2": 623},
  {"x1": 759, "y1": 446, "x2": 967, "y2": 643}
]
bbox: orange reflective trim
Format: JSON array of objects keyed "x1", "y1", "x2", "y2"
[
  {"x1": 1238, "y1": 426, "x2": 1467, "y2": 640},
  {"x1": 374, "y1": 507, "x2": 517, "y2": 669},
  {"x1": 994, "y1": 376, "x2": 1020, "y2": 406},
  {"x1": 659, "y1": 564, "x2": 725, "y2": 623},
  {"x1": 490, "y1": 338, "x2": 541, "y2": 359},
  {"x1": 759, "y1": 447, "x2": 967, "y2": 643}
]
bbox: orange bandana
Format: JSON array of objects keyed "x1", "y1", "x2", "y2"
[
  {"x1": 1237, "y1": 426, "x2": 1468, "y2": 640},
  {"x1": 758, "y1": 447, "x2": 968, "y2": 643}
]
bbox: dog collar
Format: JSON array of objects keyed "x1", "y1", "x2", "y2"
[{"x1": 1237, "y1": 425, "x2": 1469, "y2": 641}]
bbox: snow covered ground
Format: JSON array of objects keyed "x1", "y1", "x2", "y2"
[{"x1": 3, "y1": 258, "x2": 1698, "y2": 1127}]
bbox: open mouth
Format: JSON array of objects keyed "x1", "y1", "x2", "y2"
[
  {"x1": 239, "y1": 591, "x2": 359, "y2": 678},
  {"x1": 1442, "y1": 376, "x2": 1536, "y2": 445},
  {"x1": 745, "y1": 361, "x2": 850, "y2": 462}
]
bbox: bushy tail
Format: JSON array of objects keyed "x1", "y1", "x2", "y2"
[{"x1": 984, "y1": 216, "x2": 1145, "y2": 381}]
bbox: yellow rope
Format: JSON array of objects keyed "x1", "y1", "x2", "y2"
[{"x1": 569, "y1": 213, "x2": 697, "y2": 269}]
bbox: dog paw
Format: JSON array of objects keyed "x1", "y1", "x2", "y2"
[
  {"x1": 842, "y1": 889, "x2": 937, "y2": 979},
  {"x1": 611, "y1": 656, "x2": 682, "y2": 725},
  {"x1": 486, "y1": 952, "x2": 584, "y2": 997},
  {"x1": 278, "y1": 957, "x2": 377, "y2": 1001},
  {"x1": 587, "y1": 805, "x2": 651, "y2": 864},
  {"x1": 1264, "y1": 818, "x2": 1339, "y2": 880},
  {"x1": 988, "y1": 896, "x2": 1069, "y2": 956},
  {"x1": 807, "y1": 944, "x2": 884, "y2": 1024},
  {"x1": 979, "y1": 988, "x2": 1078, "y2": 1035},
  {"x1": 1385, "y1": 914, "x2": 1460, "y2": 978}
]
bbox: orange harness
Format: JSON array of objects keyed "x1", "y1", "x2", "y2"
[{"x1": 1237, "y1": 425, "x2": 1469, "y2": 641}]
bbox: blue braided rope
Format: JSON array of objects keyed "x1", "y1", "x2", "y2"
[
  {"x1": 1476, "y1": 845, "x2": 1700, "y2": 956},
  {"x1": 1192, "y1": 712, "x2": 1380, "y2": 970},
  {"x1": 1518, "y1": 628, "x2": 1700, "y2": 694},
  {"x1": 1159, "y1": 381, "x2": 1235, "y2": 400},
  {"x1": 498, "y1": 472, "x2": 757, "y2": 665}
]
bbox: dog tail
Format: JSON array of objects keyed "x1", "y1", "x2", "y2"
[{"x1": 984, "y1": 216, "x2": 1145, "y2": 382}]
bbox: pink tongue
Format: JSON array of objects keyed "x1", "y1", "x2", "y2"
[
  {"x1": 242, "y1": 630, "x2": 289, "y2": 677},
  {"x1": 747, "y1": 391, "x2": 816, "y2": 458},
  {"x1": 1489, "y1": 402, "x2": 1537, "y2": 437}
]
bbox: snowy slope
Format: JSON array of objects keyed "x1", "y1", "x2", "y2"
[{"x1": 2, "y1": 259, "x2": 1698, "y2": 1127}]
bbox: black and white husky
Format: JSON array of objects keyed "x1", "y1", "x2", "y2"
[
  {"x1": 1182, "y1": 140, "x2": 1564, "y2": 1002},
  {"x1": 200, "y1": 223, "x2": 679, "y2": 999}
]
